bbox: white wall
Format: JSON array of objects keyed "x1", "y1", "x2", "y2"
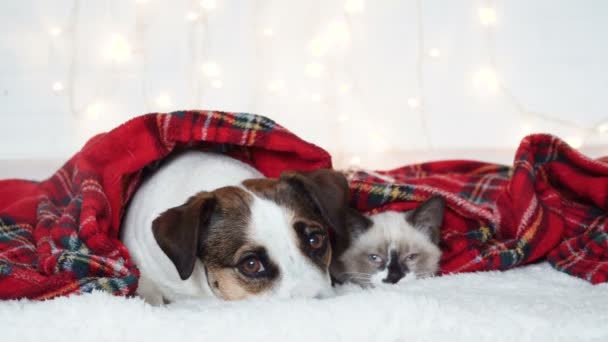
[{"x1": 1, "y1": 0, "x2": 607, "y2": 170}]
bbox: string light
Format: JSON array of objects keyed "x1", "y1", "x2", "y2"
[
  {"x1": 51, "y1": 82, "x2": 64, "y2": 93},
  {"x1": 566, "y1": 136, "x2": 583, "y2": 149},
  {"x1": 370, "y1": 130, "x2": 389, "y2": 150},
  {"x1": 310, "y1": 38, "x2": 329, "y2": 57},
  {"x1": 349, "y1": 156, "x2": 362, "y2": 165},
  {"x1": 407, "y1": 98, "x2": 420, "y2": 108},
  {"x1": 49, "y1": 27, "x2": 62, "y2": 36},
  {"x1": 201, "y1": 62, "x2": 220, "y2": 77},
  {"x1": 305, "y1": 62, "x2": 325, "y2": 77},
  {"x1": 428, "y1": 48, "x2": 440, "y2": 58},
  {"x1": 106, "y1": 34, "x2": 132, "y2": 63},
  {"x1": 479, "y1": 7, "x2": 497, "y2": 26},
  {"x1": 85, "y1": 103, "x2": 103, "y2": 120},
  {"x1": 268, "y1": 80, "x2": 285, "y2": 93},
  {"x1": 155, "y1": 93, "x2": 172, "y2": 108},
  {"x1": 339, "y1": 83, "x2": 350, "y2": 94},
  {"x1": 200, "y1": 0, "x2": 216, "y2": 11},
  {"x1": 39, "y1": 1, "x2": 605, "y2": 162},
  {"x1": 327, "y1": 21, "x2": 350, "y2": 47},
  {"x1": 473, "y1": 67, "x2": 499, "y2": 92},
  {"x1": 344, "y1": 0, "x2": 365, "y2": 14},
  {"x1": 186, "y1": 11, "x2": 200, "y2": 21}
]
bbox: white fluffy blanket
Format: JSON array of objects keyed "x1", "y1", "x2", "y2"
[{"x1": 2, "y1": 263, "x2": 607, "y2": 342}]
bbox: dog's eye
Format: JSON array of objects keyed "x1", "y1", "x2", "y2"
[
  {"x1": 238, "y1": 256, "x2": 266, "y2": 277},
  {"x1": 368, "y1": 254, "x2": 384, "y2": 264},
  {"x1": 307, "y1": 232, "x2": 325, "y2": 250}
]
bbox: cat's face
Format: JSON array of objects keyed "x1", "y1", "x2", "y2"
[{"x1": 331, "y1": 196, "x2": 445, "y2": 286}]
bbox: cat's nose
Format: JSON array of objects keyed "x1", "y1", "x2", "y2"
[
  {"x1": 383, "y1": 271, "x2": 406, "y2": 284},
  {"x1": 384, "y1": 255, "x2": 407, "y2": 284}
]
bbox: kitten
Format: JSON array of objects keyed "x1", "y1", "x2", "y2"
[{"x1": 332, "y1": 196, "x2": 445, "y2": 286}]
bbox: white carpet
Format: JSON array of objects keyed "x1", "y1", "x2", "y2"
[{"x1": 1, "y1": 263, "x2": 607, "y2": 342}]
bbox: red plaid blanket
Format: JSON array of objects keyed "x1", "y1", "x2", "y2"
[
  {"x1": 1, "y1": 112, "x2": 606, "y2": 301},
  {"x1": 348, "y1": 134, "x2": 608, "y2": 284},
  {"x1": 0, "y1": 111, "x2": 331, "y2": 300}
]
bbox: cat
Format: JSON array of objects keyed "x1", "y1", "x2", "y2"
[{"x1": 332, "y1": 196, "x2": 445, "y2": 286}]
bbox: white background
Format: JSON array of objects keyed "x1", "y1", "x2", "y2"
[{"x1": 1, "y1": 0, "x2": 607, "y2": 173}]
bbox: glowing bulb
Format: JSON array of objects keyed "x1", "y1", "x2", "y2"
[
  {"x1": 186, "y1": 11, "x2": 200, "y2": 21},
  {"x1": 305, "y1": 62, "x2": 325, "y2": 77},
  {"x1": 211, "y1": 80, "x2": 223, "y2": 88},
  {"x1": 338, "y1": 114, "x2": 350, "y2": 122},
  {"x1": 155, "y1": 94, "x2": 172, "y2": 108},
  {"x1": 311, "y1": 93, "x2": 322, "y2": 101},
  {"x1": 407, "y1": 98, "x2": 420, "y2": 108},
  {"x1": 349, "y1": 156, "x2": 361, "y2": 165},
  {"x1": 268, "y1": 80, "x2": 285, "y2": 93},
  {"x1": 49, "y1": 27, "x2": 62, "y2": 36},
  {"x1": 262, "y1": 28, "x2": 274, "y2": 36},
  {"x1": 85, "y1": 103, "x2": 103, "y2": 120},
  {"x1": 428, "y1": 48, "x2": 440, "y2": 58},
  {"x1": 339, "y1": 83, "x2": 350, "y2": 94},
  {"x1": 200, "y1": 0, "x2": 216, "y2": 11},
  {"x1": 473, "y1": 67, "x2": 499, "y2": 92},
  {"x1": 201, "y1": 62, "x2": 220, "y2": 77},
  {"x1": 566, "y1": 136, "x2": 583, "y2": 149},
  {"x1": 370, "y1": 130, "x2": 387, "y2": 148},
  {"x1": 310, "y1": 38, "x2": 329, "y2": 57},
  {"x1": 597, "y1": 123, "x2": 608, "y2": 133},
  {"x1": 327, "y1": 21, "x2": 350, "y2": 47},
  {"x1": 107, "y1": 34, "x2": 132, "y2": 63},
  {"x1": 51, "y1": 82, "x2": 64, "y2": 93},
  {"x1": 344, "y1": 0, "x2": 365, "y2": 14},
  {"x1": 479, "y1": 7, "x2": 496, "y2": 26}
]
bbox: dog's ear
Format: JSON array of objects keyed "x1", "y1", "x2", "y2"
[
  {"x1": 152, "y1": 192, "x2": 217, "y2": 280},
  {"x1": 405, "y1": 195, "x2": 445, "y2": 245},
  {"x1": 280, "y1": 169, "x2": 350, "y2": 232}
]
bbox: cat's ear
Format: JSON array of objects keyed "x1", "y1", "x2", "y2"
[
  {"x1": 406, "y1": 195, "x2": 445, "y2": 245},
  {"x1": 329, "y1": 208, "x2": 371, "y2": 260},
  {"x1": 345, "y1": 208, "x2": 372, "y2": 238}
]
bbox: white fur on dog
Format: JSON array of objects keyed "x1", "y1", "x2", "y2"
[{"x1": 3, "y1": 263, "x2": 607, "y2": 342}]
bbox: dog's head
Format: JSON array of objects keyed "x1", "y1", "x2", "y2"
[{"x1": 151, "y1": 169, "x2": 350, "y2": 300}]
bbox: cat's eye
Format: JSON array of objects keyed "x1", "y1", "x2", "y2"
[
  {"x1": 238, "y1": 256, "x2": 266, "y2": 277},
  {"x1": 368, "y1": 254, "x2": 384, "y2": 263},
  {"x1": 406, "y1": 253, "x2": 419, "y2": 261}
]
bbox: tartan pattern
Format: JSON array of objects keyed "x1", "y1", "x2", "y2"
[
  {"x1": 0, "y1": 111, "x2": 331, "y2": 300},
  {"x1": 347, "y1": 134, "x2": 608, "y2": 284}
]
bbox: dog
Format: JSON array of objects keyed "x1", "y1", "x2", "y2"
[{"x1": 122, "y1": 151, "x2": 351, "y2": 305}]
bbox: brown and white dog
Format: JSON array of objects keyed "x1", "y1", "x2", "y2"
[{"x1": 122, "y1": 151, "x2": 350, "y2": 305}]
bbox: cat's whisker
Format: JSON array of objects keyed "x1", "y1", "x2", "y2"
[
  {"x1": 340, "y1": 272, "x2": 373, "y2": 277},
  {"x1": 340, "y1": 273, "x2": 372, "y2": 281}
]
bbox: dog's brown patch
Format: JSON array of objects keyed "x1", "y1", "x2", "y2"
[{"x1": 242, "y1": 171, "x2": 348, "y2": 272}]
